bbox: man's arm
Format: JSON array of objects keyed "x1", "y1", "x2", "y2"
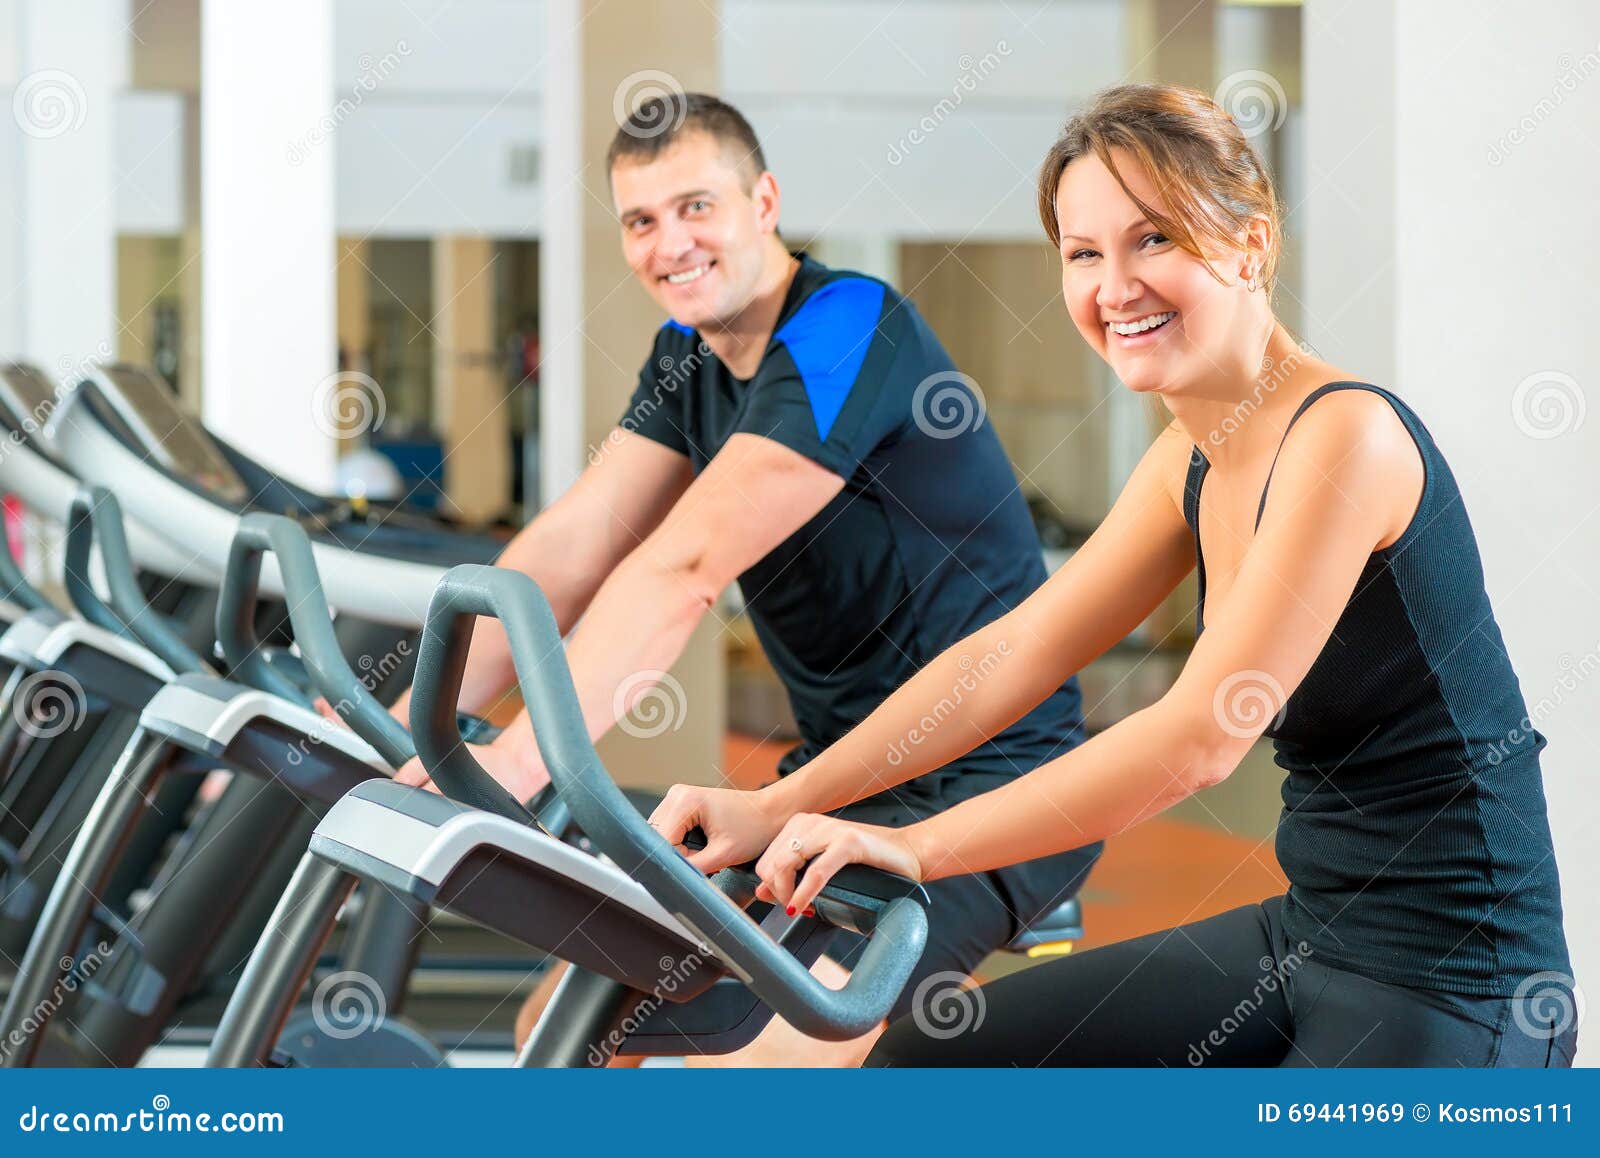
[
  {"x1": 388, "y1": 429, "x2": 694, "y2": 722},
  {"x1": 487, "y1": 432, "x2": 846, "y2": 777}
]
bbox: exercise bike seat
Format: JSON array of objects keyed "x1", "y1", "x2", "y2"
[{"x1": 1005, "y1": 895, "x2": 1085, "y2": 956}]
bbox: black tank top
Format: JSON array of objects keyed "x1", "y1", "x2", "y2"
[{"x1": 1182, "y1": 382, "x2": 1570, "y2": 995}]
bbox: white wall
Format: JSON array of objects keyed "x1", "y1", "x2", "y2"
[
  {"x1": 113, "y1": 0, "x2": 1129, "y2": 242},
  {"x1": 1306, "y1": 0, "x2": 1599, "y2": 1064},
  {"x1": 1, "y1": 0, "x2": 124, "y2": 372}
]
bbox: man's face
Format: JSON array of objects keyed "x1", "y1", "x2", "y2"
[{"x1": 613, "y1": 131, "x2": 779, "y2": 331}]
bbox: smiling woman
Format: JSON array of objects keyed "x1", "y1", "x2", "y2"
[
  {"x1": 1044, "y1": 84, "x2": 1286, "y2": 401},
  {"x1": 646, "y1": 81, "x2": 1576, "y2": 1070}
]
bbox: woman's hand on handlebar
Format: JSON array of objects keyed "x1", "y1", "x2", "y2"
[
  {"x1": 755, "y1": 814, "x2": 923, "y2": 915},
  {"x1": 648, "y1": 784, "x2": 790, "y2": 874},
  {"x1": 393, "y1": 740, "x2": 551, "y2": 802}
]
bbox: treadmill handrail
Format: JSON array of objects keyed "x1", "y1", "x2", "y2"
[
  {"x1": 64, "y1": 486, "x2": 208, "y2": 674},
  {"x1": 409, "y1": 565, "x2": 928, "y2": 1041},
  {"x1": 217, "y1": 513, "x2": 414, "y2": 769}
]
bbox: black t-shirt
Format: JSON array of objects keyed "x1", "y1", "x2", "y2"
[{"x1": 620, "y1": 254, "x2": 1086, "y2": 810}]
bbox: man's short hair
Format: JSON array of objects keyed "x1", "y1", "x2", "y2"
[{"x1": 607, "y1": 92, "x2": 768, "y2": 191}]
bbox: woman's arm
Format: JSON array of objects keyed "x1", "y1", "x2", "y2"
[
  {"x1": 758, "y1": 390, "x2": 1426, "y2": 910},
  {"x1": 649, "y1": 424, "x2": 1196, "y2": 868},
  {"x1": 763, "y1": 422, "x2": 1198, "y2": 817}
]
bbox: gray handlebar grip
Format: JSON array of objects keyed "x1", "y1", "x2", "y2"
[
  {"x1": 65, "y1": 487, "x2": 207, "y2": 673},
  {"x1": 413, "y1": 565, "x2": 928, "y2": 1040},
  {"x1": 408, "y1": 577, "x2": 538, "y2": 824},
  {"x1": 216, "y1": 514, "x2": 414, "y2": 769},
  {"x1": 63, "y1": 487, "x2": 132, "y2": 637}
]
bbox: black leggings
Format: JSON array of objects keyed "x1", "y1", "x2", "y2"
[{"x1": 867, "y1": 895, "x2": 1579, "y2": 1067}]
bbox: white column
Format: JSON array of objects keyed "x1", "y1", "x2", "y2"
[
  {"x1": 0, "y1": 0, "x2": 123, "y2": 374},
  {"x1": 1305, "y1": 0, "x2": 1600, "y2": 1063},
  {"x1": 200, "y1": 0, "x2": 337, "y2": 490},
  {"x1": 541, "y1": 0, "x2": 724, "y2": 790},
  {"x1": 539, "y1": 0, "x2": 585, "y2": 505}
]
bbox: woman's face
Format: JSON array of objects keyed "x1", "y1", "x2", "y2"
[{"x1": 1054, "y1": 148, "x2": 1256, "y2": 398}]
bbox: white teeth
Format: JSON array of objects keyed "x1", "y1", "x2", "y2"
[
  {"x1": 666, "y1": 265, "x2": 709, "y2": 285},
  {"x1": 1110, "y1": 311, "x2": 1176, "y2": 336}
]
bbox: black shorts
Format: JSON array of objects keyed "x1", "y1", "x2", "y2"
[
  {"x1": 824, "y1": 783, "x2": 1099, "y2": 1023},
  {"x1": 867, "y1": 894, "x2": 1580, "y2": 1067}
]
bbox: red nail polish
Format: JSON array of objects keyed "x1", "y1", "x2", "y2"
[
  {"x1": 802, "y1": 907, "x2": 815, "y2": 918},
  {"x1": 785, "y1": 906, "x2": 796, "y2": 917}
]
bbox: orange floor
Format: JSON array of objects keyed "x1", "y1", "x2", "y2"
[{"x1": 722, "y1": 733, "x2": 1289, "y2": 957}]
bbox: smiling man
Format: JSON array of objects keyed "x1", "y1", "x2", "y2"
[{"x1": 402, "y1": 93, "x2": 1098, "y2": 1064}]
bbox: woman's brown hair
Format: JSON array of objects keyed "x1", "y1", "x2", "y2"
[{"x1": 1037, "y1": 84, "x2": 1283, "y2": 293}]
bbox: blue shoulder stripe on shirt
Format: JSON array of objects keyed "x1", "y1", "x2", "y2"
[{"x1": 773, "y1": 278, "x2": 886, "y2": 440}]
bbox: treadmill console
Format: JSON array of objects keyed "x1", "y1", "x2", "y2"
[
  {"x1": 66, "y1": 363, "x2": 252, "y2": 506},
  {"x1": 0, "y1": 361, "x2": 67, "y2": 439}
]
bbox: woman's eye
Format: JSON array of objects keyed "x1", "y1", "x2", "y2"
[
  {"x1": 686, "y1": 200, "x2": 709, "y2": 214},
  {"x1": 1141, "y1": 232, "x2": 1169, "y2": 249},
  {"x1": 1067, "y1": 248, "x2": 1095, "y2": 262}
]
